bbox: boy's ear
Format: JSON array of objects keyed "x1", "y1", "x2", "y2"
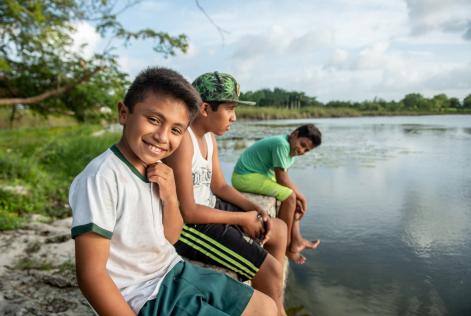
[
  {"x1": 200, "y1": 102, "x2": 210, "y2": 117},
  {"x1": 118, "y1": 102, "x2": 129, "y2": 125}
]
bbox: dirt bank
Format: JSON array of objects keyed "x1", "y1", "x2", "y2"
[{"x1": 0, "y1": 216, "x2": 93, "y2": 315}]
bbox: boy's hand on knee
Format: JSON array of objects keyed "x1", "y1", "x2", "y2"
[
  {"x1": 296, "y1": 193, "x2": 307, "y2": 211},
  {"x1": 295, "y1": 200, "x2": 306, "y2": 219},
  {"x1": 147, "y1": 162, "x2": 178, "y2": 205},
  {"x1": 254, "y1": 207, "x2": 271, "y2": 244},
  {"x1": 295, "y1": 199, "x2": 305, "y2": 212},
  {"x1": 254, "y1": 206, "x2": 271, "y2": 232},
  {"x1": 240, "y1": 211, "x2": 264, "y2": 240},
  {"x1": 259, "y1": 217, "x2": 271, "y2": 245}
]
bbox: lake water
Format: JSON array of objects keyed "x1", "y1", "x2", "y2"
[{"x1": 218, "y1": 115, "x2": 471, "y2": 316}]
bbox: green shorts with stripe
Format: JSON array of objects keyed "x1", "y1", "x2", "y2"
[
  {"x1": 175, "y1": 198, "x2": 268, "y2": 281},
  {"x1": 232, "y1": 172, "x2": 293, "y2": 201},
  {"x1": 138, "y1": 261, "x2": 253, "y2": 316}
]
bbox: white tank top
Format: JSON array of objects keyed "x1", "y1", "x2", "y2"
[{"x1": 188, "y1": 127, "x2": 216, "y2": 208}]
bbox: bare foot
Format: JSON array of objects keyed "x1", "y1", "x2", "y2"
[
  {"x1": 286, "y1": 251, "x2": 306, "y2": 264},
  {"x1": 304, "y1": 239, "x2": 320, "y2": 250},
  {"x1": 289, "y1": 239, "x2": 320, "y2": 253}
]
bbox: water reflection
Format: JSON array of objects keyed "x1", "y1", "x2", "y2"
[
  {"x1": 219, "y1": 116, "x2": 471, "y2": 315},
  {"x1": 286, "y1": 273, "x2": 448, "y2": 316}
]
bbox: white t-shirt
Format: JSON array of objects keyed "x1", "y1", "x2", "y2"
[
  {"x1": 188, "y1": 127, "x2": 216, "y2": 208},
  {"x1": 69, "y1": 145, "x2": 181, "y2": 313}
]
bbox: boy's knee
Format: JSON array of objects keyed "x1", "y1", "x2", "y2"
[
  {"x1": 260, "y1": 255, "x2": 283, "y2": 281},
  {"x1": 243, "y1": 290, "x2": 277, "y2": 316},
  {"x1": 284, "y1": 192, "x2": 296, "y2": 206},
  {"x1": 262, "y1": 295, "x2": 278, "y2": 316},
  {"x1": 271, "y1": 218, "x2": 288, "y2": 240}
]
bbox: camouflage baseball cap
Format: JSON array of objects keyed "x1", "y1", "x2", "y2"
[{"x1": 192, "y1": 72, "x2": 256, "y2": 106}]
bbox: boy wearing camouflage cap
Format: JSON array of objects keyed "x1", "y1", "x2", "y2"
[{"x1": 164, "y1": 72, "x2": 288, "y2": 315}]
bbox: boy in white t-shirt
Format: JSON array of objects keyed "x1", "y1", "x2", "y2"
[{"x1": 69, "y1": 67, "x2": 277, "y2": 316}]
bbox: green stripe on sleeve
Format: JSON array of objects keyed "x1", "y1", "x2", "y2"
[{"x1": 71, "y1": 223, "x2": 112, "y2": 239}]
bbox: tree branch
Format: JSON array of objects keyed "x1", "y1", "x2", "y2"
[
  {"x1": 0, "y1": 67, "x2": 104, "y2": 106},
  {"x1": 195, "y1": 0, "x2": 229, "y2": 45}
]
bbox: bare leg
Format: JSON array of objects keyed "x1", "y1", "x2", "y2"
[
  {"x1": 277, "y1": 193, "x2": 306, "y2": 264},
  {"x1": 264, "y1": 218, "x2": 288, "y2": 264},
  {"x1": 251, "y1": 255, "x2": 286, "y2": 316},
  {"x1": 277, "y1": 193, "x2": 319, "y2": 264},
  {"x1": 289, "y1": 219, "x2": 320, "y2": 253},
  {"x1": 276, "y1": 193, "x2": 297, "y2": 247},
  {"x1": 242, "y1": 289, "x2": 277, "y2": 316},
  {"x1": 263, "y1": 219, "x2": 288, "y2": 316}
]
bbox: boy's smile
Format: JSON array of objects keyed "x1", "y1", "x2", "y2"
[
  {"x1": 117, "y1": 92, "x2": 190, "y2": 174},
  {"x1": 289, "y1": 135, "x2": 315, "y2": 156}
]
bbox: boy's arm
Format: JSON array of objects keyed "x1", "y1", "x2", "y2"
[
  {"x1": 210, "y1": 134, "x2": 270, "y2": 218},
  {"x1": 164, "y1": 133, "x2": 264, "y2": 238},
  {"x1": 75, "y1": 233, "x2": 135, "y2": 316},
  {"x1": 210, "y1": 134, "x2": 271, "y2": 239},
  {"x1": 147, "y1": 162, "x2": 183, "y2": 244},
  {"x1": 274, "y1": 167, "x2": 307, "y2": 212}
]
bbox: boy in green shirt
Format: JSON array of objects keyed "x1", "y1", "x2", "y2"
[{"x1": 232, "y1": 125, "x2": 322, "y2": 264}]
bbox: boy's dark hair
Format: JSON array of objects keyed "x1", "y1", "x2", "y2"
[
  {"x1": 123, "y1": 67, "x2": 201, "y2": 119},
  {"x1": 206, "y1": 101, "x2": 225, "y2": 111},
  {"x1": 294, "y1": 124, "x2": 322, "y2": 147}
]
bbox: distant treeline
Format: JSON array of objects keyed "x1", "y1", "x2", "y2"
[{"x1": 241, "y1": 88, "x2": 471, "y2": 112}]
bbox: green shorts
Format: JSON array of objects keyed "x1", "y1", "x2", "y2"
[
  {"x1": 232, "y1": 172, "x2": 293, "y2": 201},
  {"x1": 138, "y1": 261, "x2": 253, "y2": 316}
]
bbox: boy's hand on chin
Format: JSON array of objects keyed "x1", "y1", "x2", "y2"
[{"x1": 147, "y1": 162, "x2": 178, "y2": 204}]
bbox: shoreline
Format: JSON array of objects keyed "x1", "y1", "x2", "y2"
[
  {"x1": 2, "y1": 108, "x2": 471, "y2": 129},
  {"x1": 235, "y1": 107, "x2": 471, "y2": 120}
]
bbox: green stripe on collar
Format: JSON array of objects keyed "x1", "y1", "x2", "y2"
[{"x1": 110, "y1": 144, "x2": 149, "y2": 183}]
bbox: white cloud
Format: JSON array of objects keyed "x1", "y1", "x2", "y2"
[
  {"x1": 288, "y1": 30, "x2": 335, "y2": 52},
  {"x1": 463, "y1": 21, "x2": 471, "y2": 40},
  {"x1": 110, "y1": 0, "x2": 471, "y2": 102},
  {"x1": 405, "y1": 0, "x2": 471, "y2": 39},
  {"x1": 70, "y1": 21, "x2": 101, "y2": 58}
]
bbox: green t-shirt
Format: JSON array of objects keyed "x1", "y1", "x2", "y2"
[{"x1": 234, "y1": 135, "x2": 295, "y2": 178}]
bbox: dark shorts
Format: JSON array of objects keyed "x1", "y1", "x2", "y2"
[
  {"x1": 138, "y1": 261, "x2": 253, "y2": 316},
  {"x1": 175, "y1": 198, "x2": 268, "y2": 281}
]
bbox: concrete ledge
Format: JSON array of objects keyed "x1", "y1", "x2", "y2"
[{"x1": 240, "y1": 192, "x2": 279, "y2": 217}]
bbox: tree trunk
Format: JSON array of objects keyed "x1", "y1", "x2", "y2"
[{"x1": 9, "y1": 104, "x2": 17, "y2": 128}]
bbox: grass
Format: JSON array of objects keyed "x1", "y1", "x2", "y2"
[
  {"x1": 14, "y1": 256, "x2": 76, "y2": 273},
  {"x1": 0, "y1": 124, "x2": 120, "y2": 230},
  {"x1": 236, "y1": 106, "x2": 361, "y2": 120},
  {"x1": 235, "y1": 105, "x2": 471, "y2": 120},
  {"x1": 15, "y1": 257, "x2": 55, "y2": 271},
  {"x1": 0, "y1": 108, "x2": 78, "y2": 129}
]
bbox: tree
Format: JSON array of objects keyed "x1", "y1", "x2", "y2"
[
  {"x1": 463, "y1": 94, "x2": 471, "y2": 109},
  {"x1": 0, "y1": 0, "x2": 188, "y2": 122},
  {"x1": 402, "y1": 93, "x2": 428, "y2": 110},
  {"x1": 241, "y1": 88, "x2": 321, "y2": 108},
  {"x1": 449, "y1": 97, "x2": 460, "y2": 109},
  {"x1": 432, "y1": 93, "x2": 450, "y2": 112}
]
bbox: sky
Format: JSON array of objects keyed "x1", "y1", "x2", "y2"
[{"x1": 73, "y1": 0, "x2": 471, "y2": 103}]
